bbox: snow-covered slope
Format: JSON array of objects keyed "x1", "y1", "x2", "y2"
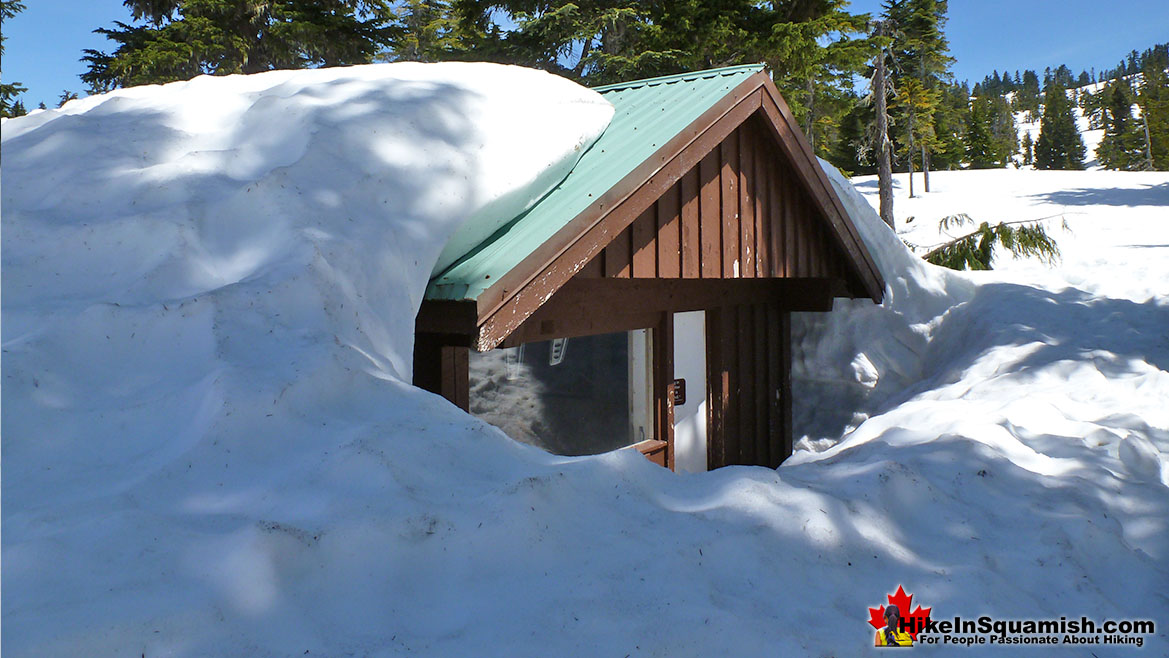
[{"x1": 4, "y1": 65, "x2": 1168, "y2": 656}]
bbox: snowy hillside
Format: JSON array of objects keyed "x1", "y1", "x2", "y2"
[{"x1": 4, "y1": 64, "x2": 1168, "y2": 656}]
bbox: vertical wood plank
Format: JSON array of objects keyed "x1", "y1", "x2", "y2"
[
  {"x1": 705, "y1": 308, "x2": 724, "y2": 469},
  {"x1": 784, "y1": 174, "x2": 798, "y2": 278},
  {"x1": 771, "y1": 163, "x2": 780, "y2": 279},
  {"x1": 779, "y1": 311, "x2": 793, "y2": 462},
  {"x1": 604, "y1": 224, "x2": 632, "y2": 278},
  {"x1": 681, "y1": 168, "x2": 701, "y2": 279},
  {"x1": 814, "y1": 219, "x2": 827, "y2": 278},
  {"x1": 795, "y1": 187, "x2": 808, "y2": 277},
  {"x1": 720, "y1": 306, "x2": 738, "y2": 466},
  {"x1": 765, "y1": 303, "x2": 781, "y2": 467},
  {"x1": 657, "y1": 182, "x2": 682, "y2": 278},
  {"x1": 700, "y1": 149, "x2": 722, "y2": 279},
  {"x1": 656, "y1": 313, "x2": 675, "y2": 471},
  {"x1": 739, "y1": 127, "x2": 756, "y2": 279},
  {"x1": 721, "y1": 138, "x2": 740, "y2": 278},
  {"x1": 737, "y1": 304, "x2": 756, "y2": 466},
  {"x1": 753, "y1": 303, "x2": 769, "y2": 467},
  {"x1": 755, "y1": 137, "x2": 770, "y2": 277},
  {"x1": 631, "y1": 206, "x2": 657, "y2": 278}
]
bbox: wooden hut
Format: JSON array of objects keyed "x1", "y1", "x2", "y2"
[{"x1": 414, "y1": 65, "x2": 884, "y2": 471}]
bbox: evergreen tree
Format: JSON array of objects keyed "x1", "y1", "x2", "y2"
[
  {"x1": 891, "y1": 75, "x2": 939, "y2": 196},
  {"x1": 459, "y1": 1, "x2": 874, "y2": 158},
  {"x1": 1080, "y1": 88, "x2": 1105, "y2": 130},
  {"x1": 1012, "y1": 69, "x2": 1041, "y2": 120},
  {"x1": 989, "y1": 94, "x2": 1018, "y2": 163},
  {"x1": 870, "y1": 17, "x2": 895, "y2": 228},
  {"x1": 830, "y1": 100, "x2": 877, "y2": 175},
  {"x1": 964, "y1": 95, "x2": 996, "y2": 168},
  {"x1": 765, "y1": 0, "x2": 874, "y2": 157},
  {"x1": 82, "y1": 1, "x2": 397, "y2": 90},
  {"x1": 1097, "y1": 81, "x2": 1145, "y2": 170},
  {"x1": 882, "y1": 0, "x2": 951, "y2": 192},
  {"x1": 0, "y1": 0, "x2": 26, "y2": 117},
  {"x1": 1021, "y1": 131, "x2": 1033, "y2": 166},
  {"x1": 1136, "y1": 50, "x2": 1169, "y2": 169},
  {"x1": 928, "y1": 81, "x2": 968, "y2": 169},
  {"x1": 1034, "y1": 82, "x2": 1086, "y2": 170},
  {"x1": 388, "y1": 0, "x2": 477, "y2": 62}
]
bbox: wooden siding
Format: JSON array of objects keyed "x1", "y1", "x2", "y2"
[
  {"x1": 706, "y1": 303, "x2": 792, "y2": 469},
  {"x1": 583, "y1": 116, "x2": 846, "y2": 285}
]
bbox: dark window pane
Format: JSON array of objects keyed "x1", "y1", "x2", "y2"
[{"x1": 469, "y1": 332, "x2": 649, "y2": 456}]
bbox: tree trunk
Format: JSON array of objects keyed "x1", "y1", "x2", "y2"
[
  {"x1": 874, "y1": 25, "x2": 895, "y2": 230},
  {"x1": 923, "y1": 146, "x2": 931, "y2": 192},
  {"x1": 907, "y1": 113, "x2": 916, "y2": 198},
  {"x1": 1141, "y1": 109, "x2": 1155, "y2": 171}
]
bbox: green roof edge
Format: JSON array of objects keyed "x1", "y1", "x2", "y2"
[{"x1": 589, "y1": 63, "x2": 766, "y2": 93}]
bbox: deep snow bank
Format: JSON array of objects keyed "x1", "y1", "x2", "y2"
[
  {"x1": 2, "y1": 62, "x2": 612, "y2": 382},
  {"x1": 790, "y1": 161, "x2": 977, "y2": 444},
  {"x1": 2, "y1": 62, "x2": 618, "y2": 655}
]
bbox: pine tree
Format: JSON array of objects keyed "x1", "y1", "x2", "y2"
[
  {"x1": 1021, "y1": 131, "x2": 1033, "y2": 166},
  {"x1": 460, "y1": 1, "x2": 874, "y2": 158},
  {"x1": 882, "y1": 0, "x2": 952, "y2": 192},
  {"x1": 831, "y1": 101, "x2": 877, "y2": 175},
  {"x1": 1080, "y1": 88, "x2": 1105, "y2": 130},
  {"x1": 964, "y1": 96, "x2": 996, "y2": 168},
  {"x1": 1136, "y1": 50, "x2": 1169, "y2": 169},
  {"x1": 82, "y1": 1, "x2": 397, "y2": 90},
  {"x1": 928, "y1": 81, "x2": 969, "y2": 170},
  {"x1": 388, "y1": 0, "x2": 476, "y2": 62},
  {"x1": 871, "y1": 18, "x2": 895, "y2": 228},
  {"x1": 1034, "y1": 82, "x2": 1086, "y2": 170},
  {"x1": 988, "y1": 94, "x2": 1017, "y2": 164},
  {"x1": 1097, "y1": 81, "x2": 1145, "y2": 170},
  {"x1": 0, "y1": 0, "x2": 26, "y2": 117},
  {"x1": 892, "y1": 75, "x2": 939, "y2": 196},
  {"x1": 765, "y1": 0, "x2": 873, "y2": 158},
  {"x1": 1015, "y1": 69, "x2": 1041, "y2": 120}
]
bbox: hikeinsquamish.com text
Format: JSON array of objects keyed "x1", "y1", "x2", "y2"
[{"x1": 909, "y1": 615, "x2": 1155, "y2": 648}]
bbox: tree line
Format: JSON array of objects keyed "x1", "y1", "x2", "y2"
[{"x1": 1, "y1": 1, "x2": 1166, "y2": 176}]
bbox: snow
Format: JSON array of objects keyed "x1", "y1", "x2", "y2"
[{"x1": 4, "y1": 63, "x2": 1169, "y2": 656}]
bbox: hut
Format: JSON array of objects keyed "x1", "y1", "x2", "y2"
[{"x1": 414, "y1": 64, "x2": 884, "y2": 471}]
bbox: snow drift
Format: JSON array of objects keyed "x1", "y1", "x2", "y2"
[{"x1": 4, "y1": 62, "x2": 1167, "y2": 656}]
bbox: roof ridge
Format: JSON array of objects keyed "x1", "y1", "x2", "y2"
[{"x1": 590, "y1": 64, "x2": 766, "y2": 94}]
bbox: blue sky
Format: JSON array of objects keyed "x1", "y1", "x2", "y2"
[{"x1": 3, "y1": 0, "x2": 1168, "y2": 108}]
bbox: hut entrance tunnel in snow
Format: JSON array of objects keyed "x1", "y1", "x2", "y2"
[{"x1": 414, "y1": 65, "x2": 884, "y2": 471}]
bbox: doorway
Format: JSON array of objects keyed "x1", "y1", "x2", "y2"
[{"x1": 672, "y1": 311, "x2": 708, "y2": 473}]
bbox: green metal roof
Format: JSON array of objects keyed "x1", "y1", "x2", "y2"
[{"x1": 426, "y1": 64, "x2": 765, "y2": 302}]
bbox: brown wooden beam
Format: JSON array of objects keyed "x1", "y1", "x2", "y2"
[
  {"x1": 413, "y1": 333, "x2": 470, "y2": 410},
  {"x1": 415, "y1": 300, "x2": 478, "y2": 338}
]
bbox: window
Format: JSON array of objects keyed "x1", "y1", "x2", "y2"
[{"x1": 469, "y1": 330, "x2": 654, "y2": 456}]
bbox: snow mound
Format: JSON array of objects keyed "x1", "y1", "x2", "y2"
[
  {"x1": 790, "y1": 161, "x2": 976, "y2": 442},
  {"x1": 3, "y1": 62, "x2": 612, "y2": 382},
  {"x1": 2, "y1": 62, "x2": 620, "y2": 655}
]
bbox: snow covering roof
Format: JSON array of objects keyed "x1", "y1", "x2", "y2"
[{"x1": 426, "y1": 64, "x2": 885, "y2": 308}]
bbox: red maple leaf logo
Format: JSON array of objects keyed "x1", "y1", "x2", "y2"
[{"x1": 867, "y1": 585, "x2": 933, "y2": 640}]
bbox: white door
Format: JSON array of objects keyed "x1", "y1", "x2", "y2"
[{"x1": 673, "y1": 311, "x2": 707, "y2": 473}]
